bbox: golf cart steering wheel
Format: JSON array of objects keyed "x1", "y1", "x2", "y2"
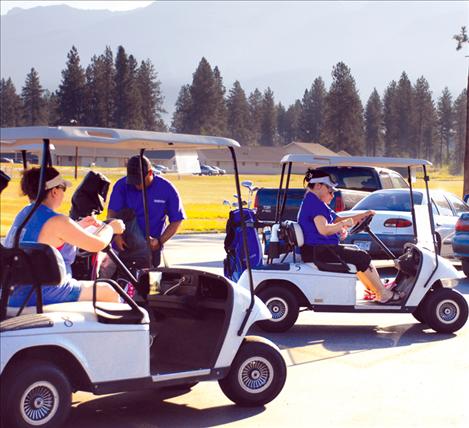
[{"x1": 349, "y1": 214, "x2": 373, "y2": 235}]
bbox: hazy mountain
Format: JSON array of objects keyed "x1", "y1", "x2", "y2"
[{"x1": 1, "y1": 1, "x2": 467, "y2": 120}]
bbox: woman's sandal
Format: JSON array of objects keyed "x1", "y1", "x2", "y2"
[{"x1": 375, "y1": 290, "x2": 403, "y2": 305}]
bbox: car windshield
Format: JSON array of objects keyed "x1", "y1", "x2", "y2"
[
  {"x1": 317, "y1": 167, "x2": 380, "y2": 191},
  {"x1": 354, "y1": 191, "x2": 423, "y2": 211}
]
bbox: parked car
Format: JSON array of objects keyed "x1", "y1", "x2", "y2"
[
  {"x1": 199, "y1": 164, "x2": 217, "y2": 176},
  {"x1": 452, "y1": 212, "x2": 469, "y2": 277},
  {"x1": 211, "y1": 166, "x2": 226, "y2": 175},
  {"x1": 154, "y1": 164, "x2": 168, "y2": 173},
  {"x1": 254, "y1": 165, "x2": 409, "y2": 222},
  {"x1": 340, "y1": 189, "x2": 469, "y2": 258},
  {"x1": 0, "y1": 157, "x2": 14, "y2": 163}
]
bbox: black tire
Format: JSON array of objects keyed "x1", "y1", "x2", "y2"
[
  {"x1": 423, "y1": 288, "x2": 468, "y2": 334},
  {"x1": 412, "y1": 305, "x2": 427, "y2": 324},
  {"x1": 462, "y1": 259, "x2": 469, "y2": 277},
  {"x1": 257, "y1": 286, "x2": 299, "y2": 333},
  {"x1": 219, "y1": 339, "x2": 287, "y2": 406},
  {"x1": 1, "y1": 359, "x2": 72, "y2": 428}
]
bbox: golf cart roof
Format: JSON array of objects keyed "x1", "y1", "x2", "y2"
[
  {"x1": 0, "y1": 126, "x2": 240, "y2": 151},
  {"x1": 281, "y1": 154, "x2": 432, "y2": 168}
]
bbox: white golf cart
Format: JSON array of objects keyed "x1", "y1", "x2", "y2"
[
  {"x1": 236, "y1": 154, "x2": 468, "y2": 334},
  {"x1": 0, "y1": 127, "x2": 286, "y2": 428}
]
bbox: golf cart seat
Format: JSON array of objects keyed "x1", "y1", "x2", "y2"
[
  {"x1": 0, "y1": 242, "x2": 67, "y2": 319},
  {"x1": 282, "y1": 221, "x2": 357, "y2": 274}
]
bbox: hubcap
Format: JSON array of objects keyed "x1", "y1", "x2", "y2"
[
  {"x1": 265, "y1": 297, "x2": 288, "y2": 322},
  {"x1": 436, "y1": 299, "x2": 460, "y2": 324},
  {"x1": 238, "y1": 356, "x2": 274, "y2": 394},
  {"x1": 20, "y1": 381, "x2": 59, "y2": 426}
]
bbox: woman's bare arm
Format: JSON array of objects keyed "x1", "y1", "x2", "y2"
[{"x1": 314, "y1": 215, "x2": 353, "y2": 236}]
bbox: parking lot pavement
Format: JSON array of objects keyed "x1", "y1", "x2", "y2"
[{"x1": 66, "y1": 233, "x2": 469, "y2": 428}]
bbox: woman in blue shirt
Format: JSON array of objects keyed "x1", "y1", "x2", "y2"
[
  {"x1": 298, "y1": 169, "x2": 401, "y2": 304},
  {"x1": 5, "y1": 167, "x2": 126, "y2": 307}
]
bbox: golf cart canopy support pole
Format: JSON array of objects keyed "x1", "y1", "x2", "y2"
[
  {"x1": 274, "y1": 163, "x2": 286, "y2": 224},
  {"x1": 139, "y1": 149, "x2": 153, "y2": 268},
  {"x1": 407, "y1": 166, "x2": 418, "y2": 240},
  {"x1": 229, "y1": 147, "x2": 255, "y2": 336},
  {"x1": 279, "y1": 162, "x2": 293, "y2": 222},
  {"x1": 21, "y1": 150, "x2": 27, "y2": 169},
  {"x1": 13, "y1": 139, "x2": 50, "y2": 248}
]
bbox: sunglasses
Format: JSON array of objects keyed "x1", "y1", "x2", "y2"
[
  {"x1": 56, "y1": 185, "x2": 67, "y2": 192},
  {"x1": 322, "y1": 184, "x2": 335, "y2": 195}
]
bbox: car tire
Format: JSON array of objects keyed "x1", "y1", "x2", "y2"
[
  {"x1": 423, "y1": 288, "x2": 468, "y2": 334},
  {"x1": 1, "y1": 359, "x2": 72, "y2": 428},
  {"x1": 462, "y1": 259, "x2": 469, "y2": 277},
  {"x1": 257, "y1": 286, "x2": 299, "y2": 333},
  {"x1": 219, "y1": 339, "x2": 286, "y2": 407}
]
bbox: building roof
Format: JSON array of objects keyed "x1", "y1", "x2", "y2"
[
  {"x1": 199, "y1": 146, "x2": 285, "y2": 162},
  {"x1": 285, "y1": 141, "x2": 337, "y2": 156}
]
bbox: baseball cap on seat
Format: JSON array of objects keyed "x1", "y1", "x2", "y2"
[{"x1": 126, "y1": 155, "x2": 152, "y2": 185}]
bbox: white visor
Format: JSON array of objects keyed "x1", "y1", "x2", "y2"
[
  {"x1": 308, "y1": 176, "x2": 338, "y2": 191},
  {"x1": 44, "y1": 174, "x2": 72, "y2": 190}
]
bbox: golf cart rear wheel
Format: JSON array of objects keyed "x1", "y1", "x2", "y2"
[
  {"x1": 257, "y1": 286, "x2": 299, "y2": 332},
  {"x1": 1, "y1": 359, "x2": 71, "y2": 428},
  {"x1": 412, "y1": 305, "x2": 427, "y2": 324},
  {"x1": 423, "y1": 288, "x2": 468, "y2": 334},
  {"x1": 219, "y1": 340, "x2": 286, "y2": 406}
]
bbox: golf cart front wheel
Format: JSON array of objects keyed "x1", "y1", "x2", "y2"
[
  {"x1": 219, "y1": 339, "x2": 286, "y2": 406},
  {"x1": 257, "y1": 286, "x2": 299, "y2": 332},
  {"x1": 1, "y1": 359, "x2": 72, "y2": 428},
  {"x1": 424, "y1": 288, "x2": 468, "y2": 334}
]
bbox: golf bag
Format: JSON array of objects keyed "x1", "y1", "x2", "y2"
[{"x1": 223, "y1": 208, "x2": 263, "y2": 282}]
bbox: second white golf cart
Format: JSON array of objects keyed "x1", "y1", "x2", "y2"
[
  {"x1": 236, "y1": 154, "x2": 468, "y2": 334},
  {"x1": 0, "y1": 127, "x2": 286, "y2": 428}
]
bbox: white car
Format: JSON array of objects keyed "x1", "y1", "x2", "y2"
[{"x1": 341, "y1": 188, "x2": 469, "y2": 258}]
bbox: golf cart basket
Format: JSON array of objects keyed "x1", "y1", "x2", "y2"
[
  {"x1": 70, "y1": 170, "x2": 111, "y2": 220},
  {"x1": 224, "y1": 207, "x2": 262, "y2": 281}
]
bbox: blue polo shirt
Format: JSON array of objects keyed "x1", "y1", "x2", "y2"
[
  {"x1": 108, "y1": 175, "x2": 185, "y2": 238},
  {"x1": 298, "y1": 192, "x2": 339, "y2": 245}
]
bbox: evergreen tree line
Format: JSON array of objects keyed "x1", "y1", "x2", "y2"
[
  {"x1": 0, "y1": 45, "x2": 166, "y2": 131},
  {"x1": 0, "y1": 48, "x2": 466, "y2": 172}
]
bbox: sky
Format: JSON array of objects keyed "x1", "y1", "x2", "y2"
[{"x1": 0, "y1": 1, "x2": 153, "y2": 15}]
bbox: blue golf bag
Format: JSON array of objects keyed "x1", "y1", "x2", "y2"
[{"x1": 223, "y1": 208, "x2": 263, "y2": 282}]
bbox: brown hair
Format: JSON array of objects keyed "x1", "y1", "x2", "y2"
[
  {"x1": 21, "y1": 166, "x2": 60, "y2": 200},
  {"x1": 303, "y1": 168, "x2": 332, "y2": 190}
]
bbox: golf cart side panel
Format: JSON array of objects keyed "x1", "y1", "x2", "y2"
[
  {"x1": 214, "y1": 286, "x2": 270, "y2": 368},
  {"x1": 1, "y1": 311, "x2": 150, "y2": 383},
  {"x1": 247, "y1": 265, "x2": 357, "y2": 306},
  {"x1": 405, "y1": 247, "x2": 461, "y2": 307}
]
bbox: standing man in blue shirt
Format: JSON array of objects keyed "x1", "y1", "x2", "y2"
[{"x1": 108, "y1": 155, "x2": 185, "y2": 267}]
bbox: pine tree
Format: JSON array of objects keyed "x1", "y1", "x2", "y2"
[
  {"x1": 298, "y1": 77, "x2": 326, "y2": 143},
  {"x1": 43, "y1": 90, "x2": 59, "y2": 126},
  {"x1": 21, "y1": 68, "x2": 46, "y2": 125},
  {"x1": 365, "y1": 88, "x2": 384, "y2": 156},
  {"x1": 437, "y1": 87, "x2": 453, "y2": 166},
  {"x1": 0, "y1": 78, "x2": 22, "y2": 126},
  {"x1": 56, "y1": 46, "x2": 86, "y2": 125},
  {"x1": 126, "y1": 54, "x2": 143, "y2": 129},
  {"x1": 113, "y1": 45, "x2": 131, "y2": 128},
  {"x1": 248, "y1": 88, "x2": 263, "y2": 145},
  {"x1": 259, "y1": 87, "x2": 277, "y2": 147},
  {"x1": 226, "y1": 80, "x2": 251, "y2": 144},
  {"x1": 285, "y1": 100, "x2": 302, "y2": 144},
  {"x1": 394, "y1": 72, "x2": 414, "y2": 157},
  {"x1": 412, "y1": 76, "x2": 436, "y2": 159},
  {"x1": 383, "y1": 81, "x2": 399, "y2": 156},
  {"x1": 171, "y1": 84, "x2": 192, "y2": 133},
  {"x1": 84, "y1": 47, "x2": 115, "y2": 127},
  {"x1": 323, "y1": 62, "x2": 365, "y2": 154},
  {"x1": 452, "y1": 89, "x2": 467, "y2": 173},
  {"x1": 277, "y1": 103, "x2": 288, "y2": 145},
  {"x1": 138, "y1": 59, "x2": 166, "y2": 131},
  {"x1": 188, "y1": 57, "x2": 215, "y2": 135},
  {"x1": 213, "y1": 66, "x2": 228, "y2": 135}
]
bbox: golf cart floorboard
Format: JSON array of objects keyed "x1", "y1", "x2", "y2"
[{"x1": 312, "y1": 302, "x2": 414, "y2": 313}]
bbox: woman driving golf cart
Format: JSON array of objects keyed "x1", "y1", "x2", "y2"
[
  {"x1": 298, "y1": 169, "x2": 401, "y2": 304},
  {"x1": 5, "y1": 166, "x2": 125, "y2": 307}
]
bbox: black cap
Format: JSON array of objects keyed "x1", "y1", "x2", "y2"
[{"x1": 126, "y1": 155, "x2": 152, "y2": 185}]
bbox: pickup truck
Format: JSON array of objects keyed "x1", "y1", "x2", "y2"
[{"x1": 254, "y1": 166, "x2": 409, "y2": 222}]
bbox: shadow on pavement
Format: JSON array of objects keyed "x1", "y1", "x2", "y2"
[
  {"x1": 66, "y1": 390, "x2": 263, "y2": 428},
  {"x1": 251, "y1": 322, "x2": 456, "y2": 367}
]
